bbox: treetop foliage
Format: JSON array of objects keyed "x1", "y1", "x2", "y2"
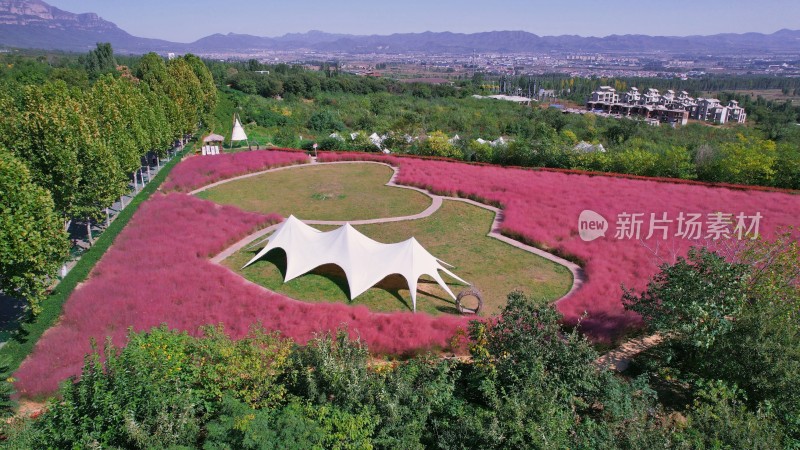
[
  {"x1": 0, "y1": 44, "x2": 216, "y2": 312},
  {"x1": 213, "y1": 60, "x2": 799, "y2": 190}
]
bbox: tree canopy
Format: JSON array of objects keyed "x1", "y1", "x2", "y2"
[{"x1": 0, "y1": 149, "x2": 68, "y2": 313}]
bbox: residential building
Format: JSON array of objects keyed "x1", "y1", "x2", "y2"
[
  {"x1": 586, "y1": 86, "x2": 745, "y2": 125},
  {"x1": 590, "y1": 86, "x2": 619, "y2": 103}
]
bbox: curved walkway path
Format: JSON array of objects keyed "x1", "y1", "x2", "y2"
[
  {"x1": 192, "y1": 158, "x2": 664, "y2": 372},
  {"x1": 198, "y1": 159, "x2": 585, "y2": 302}
]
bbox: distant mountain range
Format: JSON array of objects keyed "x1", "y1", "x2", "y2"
[{"x1": 1, "y1": 0, "x2": 799, "y2": 55}]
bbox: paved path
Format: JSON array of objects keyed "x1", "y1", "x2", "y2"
[
  {"x1": 196, "y1": 157, "x2": 665, "y2": 372},
  {"x1": 204, "y1": 160, "x2": 585, "y2": 303}
]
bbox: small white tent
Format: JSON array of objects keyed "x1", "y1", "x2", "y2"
[
  {"x1": 230, "y1": 113, "x2": 249, "y2": 148},
  {"x1": 244, "y1": 216, "x2": 468, "y2": 312}
]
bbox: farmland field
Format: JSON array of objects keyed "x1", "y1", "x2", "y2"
[{"x1": 702, "y1": 88, "x2": 800, "y2": 102}]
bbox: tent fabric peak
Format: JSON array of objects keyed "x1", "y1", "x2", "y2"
[
  {"x1": 231, "y1": 113, "x2": 248, "y2": 142},
  {"x1": 244, "y1": 215, "x2": 468, "y2": 311}
]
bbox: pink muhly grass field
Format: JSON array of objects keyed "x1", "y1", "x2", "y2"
[
  {"x1": 162, "y1": 150, "x2": 309, "y2": 192},
  {"x1": 14, "y1": 193, "x2": 468, "y2": 397},
  {"x1": 319, "y1": 152, "x2": 800, "y2": 340}
]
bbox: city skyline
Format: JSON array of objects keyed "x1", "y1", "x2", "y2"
[{"x1": 44, "y1": 0, "x2": 800, "y2": 44}]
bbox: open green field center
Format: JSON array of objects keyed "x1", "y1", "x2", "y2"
[
  {"x1": 205, "y1": 163, "x2": 572, "y2": 315},
  {"x1": 197, "y1": 163, "x2": 432, "y2": 220}
]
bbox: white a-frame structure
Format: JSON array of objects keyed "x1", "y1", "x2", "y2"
[
  {"x1": 229, "y1": 113, "x2": 249, "y2": 148},
  {"x1": 244, "y1": 216, "x2": 468, "y2": 312}
]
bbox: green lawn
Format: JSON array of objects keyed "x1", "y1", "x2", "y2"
[
  {"x1": 197, "y1": 163, "x2": 432, "y2": 221},
  {"x1": 223, "y1": 200, "x2": 572, "y2": 316}
]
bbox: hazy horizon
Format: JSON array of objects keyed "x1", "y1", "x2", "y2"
[{"x1": 42, "y1": 0, "x2": 800, "y2": 44}]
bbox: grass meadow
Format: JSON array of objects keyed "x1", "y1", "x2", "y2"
[
  {"x1": 196, "y1": 163, "x2": 432, "y2": 220},
  {"x1": 226, "y1": 200, "x2": 572, "y2": 315}
]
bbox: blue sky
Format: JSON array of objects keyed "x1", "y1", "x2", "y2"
[{"x1": 46, "y1": 0, "x2": 799, "y2": 43}]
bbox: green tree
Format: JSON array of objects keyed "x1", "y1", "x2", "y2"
[
  {"x1": 677, "y1": 380, "x2": 788, "y2": 449},
  {"x1": 193, "y1": 324, "x2": 292, "y2": 409},
  {"x1": 90, "y1": 74, "x2": 147, "y2": 175},
  {"x1": 627, "y1": 237, "x2": 800, "y2": 444},
  {"x1": 167, "y1": 58, "x2": 204, "y2": 134},
  {"x1": 429, "y1": 291, "x2": 666, "y2": 449},
  {"x1": 139, "y1": 83, "x2": 175, "y2": 155},
  {"x1": 610, "y1": 149, "x2": 660, "y2": 177},
  {"x1": 137, "y1": 53, "x2": 184, "y2": 138},
  {"x1": 308, "y1": 109, "x2": 345, "y2": 133},
  {"x1": 80, "y1": 42, "x2": 117, "y2": 79},
  {"x1": 773, "y1": 142, "x2": 800, "y2": 189},
  {"x1": 69, "y1": 88, "x2": 127, "y2": 223},
  {"x1": 418, "y1": 131, "x2": 459, "y2": 158},
  {"x1": 1, "y1": 79, "x2": 127, "y2": 227},
  {"x1": 623, "y1": 247, "x2": 750, "y2": 349},
  {"x1": 183, "y1": 54, "x2": 218, "y2": 125},
  {"x1": 4, "y1": 82, "x2": 81, "y2": 218},
  {"x1": 657, "y1": 146, "x2": 696, "y2": 179},
  {"x1": 0, "y1": 149, "x2": 69, "y2": 313},
  {"x1": 699, "y1": 136, "x2": 777, "y2": 185},
  {"x1": 135, "y1": 52, "x2": 170, "y2": 88},
  {"x1": 467, "y1": 139, "x2": 493, "y2": 162},
  {"x1": 204, "y1": 396, "x2": 376, "y2": 450}
]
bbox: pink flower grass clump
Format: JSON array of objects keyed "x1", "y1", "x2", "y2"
[
  {"x1": 319, "y1": 153, "x2": 800, "y2": 341},
  {"x1": 163, "y1": 150, "x2": 309, "y2": 192},
  {"x1": 14, "y1": 193, "x2": 468, "y2": 397}
]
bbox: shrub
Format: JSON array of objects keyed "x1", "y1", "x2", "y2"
[
  {"x1": 676, "y1": 380, "x2": 788, "y2": 449},
  {"x1": 307, "y1": 109, "x2": 345, "y2": 133},
  {"x1": 204, "y1": 396, "x2": 376, "y2": 450},
  {"x1": 193, "y1": 324, "x2": 293, "y2": 409},
  {"x1": 318, "y1": 136, "x2": 345, "y2": 151},
  {"x1": 21, "y1": 331, "x2": 204, "y2": 449}
]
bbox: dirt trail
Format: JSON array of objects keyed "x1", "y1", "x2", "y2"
[{"x1": 595, "y1": 333, "x2": 664, "y2": 372}]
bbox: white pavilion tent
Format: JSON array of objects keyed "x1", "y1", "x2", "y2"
[{"x1": 244, "y1": 216, "x2": 468, "y2": 312}]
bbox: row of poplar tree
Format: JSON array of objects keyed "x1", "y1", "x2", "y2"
[{"x1": 0, "y1": 45, "x2": 217, "y2": 313}]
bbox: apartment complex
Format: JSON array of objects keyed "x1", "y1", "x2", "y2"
[{"x1": 586, "y1": 86, "x2": 746, "y2": 125}]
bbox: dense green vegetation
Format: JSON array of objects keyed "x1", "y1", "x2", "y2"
[
  {"x1": 0, "y1": 150, "x2": 68, "y2": 313},
  {"x1": 0, "y1": 45, "x2": 210, "y2": 428},
  {"x1": 4, "y1": 245, "x2": 798, "y2": 448},
  {"x1": 0, "y1": 296, "x2": 666, "y2": 448},
  {"x1": 0, "y1": 44, "x2": 215, "y2": 313},
  {"x1": 213, "y1": 61, "x2": 800, "y2": 189},
  {"x1": 0, "y1": 143, "x2": 191, "y2": 403},
  {"x1": 1, "y1": 48, "x2": 798, "y2": 448},
  {"x1": 624, "y1": 231, "x2": 800, "y2": 447}
]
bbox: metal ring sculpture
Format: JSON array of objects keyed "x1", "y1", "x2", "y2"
[{"x1": 456, "y1": 287, "x2": 483, "y2": 315}]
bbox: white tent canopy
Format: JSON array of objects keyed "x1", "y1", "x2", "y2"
[
  {"x1": 231, "y1": 113, "x2": 249, "y2": 143},
  {"x1": 244, "y1": 216, "x2": 468, "y2": 311}
]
